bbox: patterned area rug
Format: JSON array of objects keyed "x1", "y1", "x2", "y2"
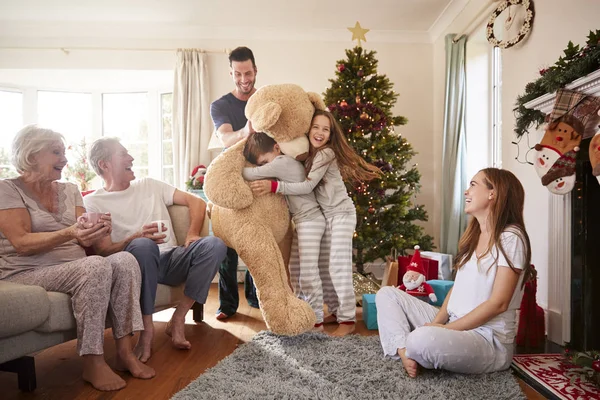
[
  {"x1": 172, "y1": 331, "x2": 525, "y2": 400},
  {"x1": 512, "y1": 354, "x2": 600, "y2": 400}
]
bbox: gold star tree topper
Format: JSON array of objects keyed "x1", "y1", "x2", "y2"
[{"x1": 348, "y1": 21, "x2": 370, "y2": 47}]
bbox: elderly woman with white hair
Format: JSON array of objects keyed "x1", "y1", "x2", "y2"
[{"x1": 0, "y1": 125, "x2": 155, "y2": 391}]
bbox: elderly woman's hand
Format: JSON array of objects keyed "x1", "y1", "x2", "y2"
[
  {"x1": 250, "y1": 180, "x2": 273, "y2": 196},
  {"x1": 72, "y1": 219, "x2": 111, "y2": 247}
]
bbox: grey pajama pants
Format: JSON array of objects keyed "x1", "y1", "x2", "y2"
[
  {"x1": 320, "y1": 212, "x2": 357, "y2": 323},
  {"x1": 6, "y1": 252, "x2": 143, "y2": 356},
  {"x1": 289, "y1": 215, "x2": 326, "y2": 323},
  {"x1": 376, "y1": 286, "x2": 512, "y2": 373}
]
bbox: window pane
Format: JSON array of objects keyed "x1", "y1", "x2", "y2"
[
  {"x1": 0, "y1": 90, "x2": 22, "y2": 179},
  {"x1": 103, "y1": 93, "x2": 149, "y2": 172},
  {"x1": 162, "y1": 141, "x2": 173, "y2": 165},
  {"x1": 38, "y1": 91, "x2": 92, "y2": 145},
  {"x1": 162, "y1": 167, "x2": 174, "y2": 185},
  {"x1": 161, "y1": 93, "x2": 172, "y2": 140}
]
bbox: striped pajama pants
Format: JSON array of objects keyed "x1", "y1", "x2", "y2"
[
  {"x1": 320, "y1": 212, "x2": 357, "y2": 323},
  {"x1": 289, "y1": 215, "x2": 327, "y2": 323}
]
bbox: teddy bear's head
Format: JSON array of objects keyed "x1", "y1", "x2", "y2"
[{"x1": 245, "y1": 84, "x2": 325, "y2": 161}]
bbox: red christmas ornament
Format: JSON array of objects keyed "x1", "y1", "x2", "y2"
[
  {"x1": 357, "y1": 69, "x2": 364, "y2": 77},
  {"x1": 340, "y1": 100, "x2": 348, "y2": 107},
  {"x1": 593, "y1": 360, "x2": 600, "y2": 372},
  {"x1": 337, "y1": 63, "x2": 346, "y2": 72},
  {"x1": 368, "y1": 206, "x2": 375, "y2": 214}
]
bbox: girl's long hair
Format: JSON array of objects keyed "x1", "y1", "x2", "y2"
[
  {"x1": 304, "y1": 110, "x2": 381, "y2": 184},
  {"x1": 454, "y1": 168, "x2": 532, "y2": 288}
]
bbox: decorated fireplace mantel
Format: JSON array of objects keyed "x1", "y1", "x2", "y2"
[{"x1": 523, "y1": 68, "x2": 600, "y2": 346}]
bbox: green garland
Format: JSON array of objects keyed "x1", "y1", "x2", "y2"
[
  {"x1": 563, "y1": 349, "x2": 600, "y2": 388},
  {"x1": 514, "y1": 29, "x2": 600, "y2": 137}
]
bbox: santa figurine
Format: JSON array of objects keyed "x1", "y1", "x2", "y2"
[{"x1": 398, "y1": 245, "x2": 437, "y2": 303}]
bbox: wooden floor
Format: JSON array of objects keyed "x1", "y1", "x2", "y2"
[{"x1": 0, "y1": 283, "x2": 544, "y2": 400}]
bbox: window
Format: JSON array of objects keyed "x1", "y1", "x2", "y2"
[
  {"x1": 0, "y1": 69, "x2": 173, "y2": 190},
  {"x1": 161, "y1": 93, "x2": 174, "y2": 185},
  {"x1": 102, "y1": 93, "x2": 150, "y2": 179},
  {"x1": 491, "y1": 46, "x2": 502, "y2": 168},
  {"x1": 0, "y1": 90, "x2": 23, "y2": 178}
]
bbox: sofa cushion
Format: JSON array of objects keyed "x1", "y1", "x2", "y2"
[
  {"x1": 35, "y1": 291, "x2": 77, "y2": 333},
  {"x1": 0, "y1": 281, "x2": 50, "y2": 339}
]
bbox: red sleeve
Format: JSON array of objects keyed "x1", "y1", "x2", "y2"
[
  {"x1": 398, "y1": 284, "x2": 406, "y2": 291},
  {"x1": 271, "y1": 180, "x2": 278, "y2": 193},
  {"x1": 423, "y1": 283, "x2": 435, "y2": 295}
]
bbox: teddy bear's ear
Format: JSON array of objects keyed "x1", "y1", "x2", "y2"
[
  {"x1": 307, "y1": 92, "x2": 326, "y2": 111},
  {"x1": 252, "y1": 102, "x2": 282, "y2": 131}
]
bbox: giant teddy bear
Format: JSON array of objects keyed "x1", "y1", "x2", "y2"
[{"x1": 203, "y1": 84, "x2": 326, "y2": 335}]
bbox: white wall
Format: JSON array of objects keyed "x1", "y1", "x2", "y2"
[
  {"x1": 0, "y1": 36, "x2": 436, "y2": 237},
  {"x1": 434, "y1": 0, "x2": 600, "y2": 312}
]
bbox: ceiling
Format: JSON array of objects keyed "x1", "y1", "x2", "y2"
[{"x1": 0, "y1": 0, "x2": 468, "y2": 43}]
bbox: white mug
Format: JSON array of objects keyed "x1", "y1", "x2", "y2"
[{"x1": 151, "y1": 220, "x2": 171, "y2": 243}]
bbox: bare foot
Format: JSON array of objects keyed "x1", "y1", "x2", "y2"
[
  {"x1": 82, "y1": 355, "x2": 126, "y2": 391},
  {"x1": 115, "y1": 352, "x2": 156, "y2": 379},
  {"x1": 134, "y1": 329, "x2": 153, "y2": 363},
  {"x1": 329, "y1": 322, "x2": 356, "y2": 337},
  {"x1": 165, "y1": 318, "x2": 192, "y2": 350},
  {"x1": 215, "y1": 312, "x2": 231, "y2": 321},
  {"x1": 398, "y1": 348, "x2": 419, "y2": 378},
  {"x1": 323, "y1": 314, "x2": 337, "y2": 324}
]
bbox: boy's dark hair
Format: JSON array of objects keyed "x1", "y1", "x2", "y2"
[
  {"x1": 229, "y1": 46, "x2": 256, "y2": 68},
  {"x1": 243, "y1": 132, "x2": 277, "y2": 165}
]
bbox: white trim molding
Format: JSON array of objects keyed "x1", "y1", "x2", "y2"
[{"x1": 524, "y1": 68, "x2": 600, "y2": 345}]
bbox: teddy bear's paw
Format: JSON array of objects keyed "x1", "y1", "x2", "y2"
[{"x1": 263, "y1": 295, "x2": 316, "y2": 336}]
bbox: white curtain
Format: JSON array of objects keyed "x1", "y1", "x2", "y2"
[{"x1": 172, "y1": 49, "x2": 212, "y2": 189}]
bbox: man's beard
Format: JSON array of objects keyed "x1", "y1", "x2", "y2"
[
  {"x1": 237, "y1": 79, "x2": 255, "y2": 95},
  {"x1": 403, "y1": 274, "x2": 425, "y2": 290}
]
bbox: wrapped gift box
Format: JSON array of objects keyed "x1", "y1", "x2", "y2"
[
  {"x1": 421, "y1": 251, "x2": 453, "y2": 280},
  {"x1": 427, "y1": 279, "x2": 454, "y2": 307},
  {"x1": 362, "y1": 293, "x2": 378, "y2": 330}
]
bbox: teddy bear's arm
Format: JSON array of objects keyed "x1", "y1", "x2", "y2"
[{"x1": 203, "y1": 139, "x2": 254, "y2": 210}]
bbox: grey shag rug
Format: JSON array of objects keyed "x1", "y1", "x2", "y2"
[{"x1": 172, "y1": 331, "x2": 525, "y2": 400}]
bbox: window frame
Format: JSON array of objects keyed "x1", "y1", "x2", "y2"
[{"x1": 0, "y1": 85, "x2": 173, "y2": 186}]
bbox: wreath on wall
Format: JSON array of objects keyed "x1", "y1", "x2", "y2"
[
  {"x1": 513, "y1": 30, "x2": 600, "y2": 138},
  {"x1": 486, "y1": 0, "x2": 535, "y2": 49}
]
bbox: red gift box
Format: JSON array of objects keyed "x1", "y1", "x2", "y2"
[{"x1": 398, "y1": 255, "x2": 439, "y2": 285}]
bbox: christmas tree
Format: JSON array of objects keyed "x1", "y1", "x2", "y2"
[
  {"x1": 64, "y1": 139, "x2": 96, "y2": 191},
  {"x1": 323, "y1": 46, "x2": 434, "y2": 274}
]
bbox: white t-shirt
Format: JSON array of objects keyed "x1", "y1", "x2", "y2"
[
  {"x1": 83, "y1": 178, "x2": 177, "y2": 251},
  {"x1": 447, "y1": 229, "x2": 527, "y2": 344}
]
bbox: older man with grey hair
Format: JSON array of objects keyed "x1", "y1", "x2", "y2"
[{"x1": 84, "y1": 137, "x2": 226, "y2": 363}]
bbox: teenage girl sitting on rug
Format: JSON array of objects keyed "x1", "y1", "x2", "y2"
[
  {"x1": 250, "y1": 110, "x2": 381, "y2": 336},
  {"x1": 376, "y1": 168, "x2": 531, "y2": 377}
]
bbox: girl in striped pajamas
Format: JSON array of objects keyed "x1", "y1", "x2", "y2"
[{"x1": 250, "y1": 110, "x2": 381, "y2": 336}]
